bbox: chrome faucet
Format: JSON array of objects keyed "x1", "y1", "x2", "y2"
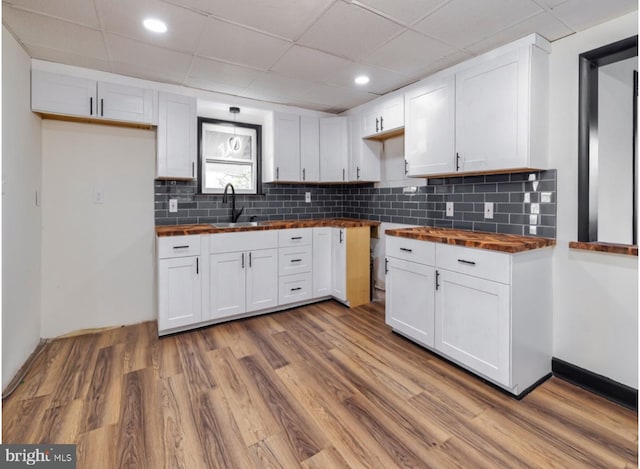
[{"x1": 222, "y1": 183, "x2": 244, "y2": 223}]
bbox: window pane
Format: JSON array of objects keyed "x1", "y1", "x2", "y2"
[
  {"x1": 205, "y1": 162, "x2": 253, "y2": 191},
  {"x1": 203, "y1": 126, "x2": 253, "y2": 161}
]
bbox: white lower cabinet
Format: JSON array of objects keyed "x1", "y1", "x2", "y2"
[
  {"x1": 279, "y1": 229, "x2": 312, "y2": 305},
  {"x1": 245, "y1": 249, "x2": 279, "y2": 312},
  {"x1": 385, "y1": 236, "x2": 552, "y2": 395},
  {"x1": 313, "y1": 228, "x2": 332, "y2": 298},
  {"x1": 386, "y1": 257, "x2": 435, "y2": 348},
  {"x1": 331, "y1": 228, "x2": 347, "y2": 302},
  {"x1": 209, "y1": 251, "x2": 246, "y2": 318},
  {"x1": 157, "y1": 236, "x2": 202, "y2": 332},
  {"x1": 435, "y1": 269, "x2": 510, "y2": 385}
]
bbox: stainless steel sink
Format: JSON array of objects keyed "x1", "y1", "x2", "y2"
[{"x1": 211, "y1": 221, "x2": 261, "y2": 228}]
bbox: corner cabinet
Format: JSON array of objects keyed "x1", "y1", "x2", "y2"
[
  {"x1": 385, "y1": 236, "x2": 552, "y2": 396},
  {"x1": 320, "y1": 116, "x2": 349, "y2": 182},
  {"x1": 32, "y1": 69, "x2": 157, "y2": 125},
  {"x1": 404, "y1": 34, "x2": 549, "y2": 177},
  {"x1": 157, "y1": 92, "x2": 197, "y2": 179}
]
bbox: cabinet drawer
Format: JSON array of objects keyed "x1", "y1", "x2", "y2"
[
  {"x1": 279, "y1": 273, "x2": 312, "y2": 305},
  {"x1": 386, "y1": 236, "x2": 435, "y2": 265},
  {"x1": 436, "y1": 244, "x2": 511, "y2": 284},
  {"x1": 278, "y1": 228, "x2": 313, "y2": 247},
  {"x1": 210, "y1": 230, "x2": 278, "y2": 253},
  {"x1": 158, "y1": 235, "x2": 201, "y2": 259},
  {"x1": 279, "y1": 245, "x2": 312, "y2": 276}
]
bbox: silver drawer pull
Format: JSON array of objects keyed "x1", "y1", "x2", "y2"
[
  {"x1": 291, "y1": 287, "x2": 302, "y2": 291},
  {"x1": 458, "y1": 259, "x2": 476, "y2": 266},
  {"x1": 400, "y1": 247, "x2": 413, "y2": 253},
  {"x1": 173, "y1": 245, "x2": 190, "y2": 249},
  {"x1": 291, "y1": 236, "x2": 303, "y2": 240},
  {"x1": 291, "y1": 259, "x2": 302, "y2": 263}
]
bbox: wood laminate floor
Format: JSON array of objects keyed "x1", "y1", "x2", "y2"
[{"x1": 3, "y1": 300, "x2": 638, "y2": 468}]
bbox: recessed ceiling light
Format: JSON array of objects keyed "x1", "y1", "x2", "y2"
[
  {"x1": 143, "y1": 18, "x2": 168, "y2": 34},
  {"x1": 354, "y1": 75, "x2": 370, "y2": 85}
]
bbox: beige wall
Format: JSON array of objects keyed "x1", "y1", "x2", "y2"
[
  {"x1": 41, "y1": 120, "x2": 155, "y2": 337},
  {"x1": 549, "y1": 12, "x2": 638, "y2": 388},
  {"x1": 2, "y1": 27, "x2": 44, "y2": 387}
]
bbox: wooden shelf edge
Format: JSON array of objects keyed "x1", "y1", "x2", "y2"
[{"x1": 569, "y1": 241, "x2": 638, "y2": 256}]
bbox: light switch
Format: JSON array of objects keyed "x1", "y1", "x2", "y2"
[
  {"x1": 446, "y1": 202, "x2": 454, "y2": 217},
  {"x1": 169, "y1": 199, "x2": 178, "y2": 213}
]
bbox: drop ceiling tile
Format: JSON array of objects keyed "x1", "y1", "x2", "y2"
[
  {"x1": 411, "y1": 49, "x2": 475, "y2": 78},
  {"x1": 164, "y1": 0, "x2": 335, "y2": 40},
  {"x1": 361, "y1": 30, "x2": 457, "y2": 75},
  {"x1": 3, "y1": 5, "x2": 108, "y2": 60},
  {"x1": 26, "y1": 43, "x2": 112, "y2": 73},
  {"x1": 326, "y1": 62, "x2": 408, "y2": 94},
  {"x1": 106, "y1": 34, "x2": 193, "y2": 83},
  {"x1": 414, "y1": 0, "x2": 543, "y2": 48},
  {"x1": 188, "y1": 57, "x2": 260, "y2": 89},
  {"x1": 97, "y1": 0, "x2": 207, "y2": 53},
  {"x1": 242, "y1": 73, "x2": 315, "y2": 101},
  {"x1": 271, "y1": 45, "x2": 353, "y2": 83},
  {"x1": 197, "y1": 17, "x2": 291, "y2": 70},
  {"x1": 296, "y1": 83, "x2": 375, "y2": 109},
  {"x1": 355, "y1": 0, "x2": 447, "y2": 25},
  {"x1": 547, "y1": 0, "x2": 638, "y2": 31},
  {"x1": 182, "y1": 77, "x2": 248, "y2": 96},
  {"x1": 3, "y1": 0, "x2": 100, "y2": 28},
  {"x1": 467, "y1": 11, "x2": 574, "y2": 54},
  {"x1": 298, "y1": 2, "x2": 404, "y2": 60},
  {"x1": 534, "y1": 0, "x2": 569, "y2": 8}
]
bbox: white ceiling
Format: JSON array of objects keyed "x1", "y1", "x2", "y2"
[{"x1": 3, "y1": 0, "x2": 638, "y2": 113}]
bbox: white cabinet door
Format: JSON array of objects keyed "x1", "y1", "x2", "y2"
[
  {"x1": 273, "y1": 112, "x2": 301, "y2": 181},
  {"x1": 379, "y1": 95, "x2": 404, "y2": 133},
  {"x1": 405, "y1": 75, "x2": 455, "y2": 176},
  {"x1": 158, "y1": 256, "x2": 201, "y2": 331},
  {"x1": 210, "y1": 252, "x2": 246, "y2": 319},
  {"x1": 435, "y1": 269, "x2": 511, "y2": 386},
  {"x1": 386, "y1": 257, "x2": 435, "y2": 348},
  {"x1": 313, "y1": 227, "x2": 332, "y2": 298},
  {"x1": 349, "y1": 113, "x2": 381, "y2": 182},
  {"x1": 331, "y1": 228, "x2": 347, "y2": 301},
  {"x1": 300, "y1": 116, "x2": 320, "y2": 182},
  {"x1": 157, "y1": 92, "x2": 197, "y2": 179},
  {"x1": 455, "y1": 48, "x2": 528, "y2": 172},
  {"x1": 97, "y1": 81, "x2": 156, "y2": 124},
  {"x1": 320, "y1": 116, "x2": 349, "y2": 182},
  {"x1": 31, "y1": 70, "x2": 96, "y2": 117},
  {"x1": 363, "y1": 105, "x2": 380, "y2": 137},
  {"x1": 246, "y1": 248, "x2": 279, "y2": 312}
]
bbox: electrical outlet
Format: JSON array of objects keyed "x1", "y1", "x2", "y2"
[
  {"x1": 446, "y1": 202, "x2": 454, "y2": 217},
  {"x1": 530, "y1": 203, "x2": 540, "y2": 214},
  {"x1": 94, "y1": 189, "x2": 104, "y2": 204},
  {"x1": 528, "y1": 173, "x2": 537, "y2": 181},
  {"x1": 169, "y1": 199, "x2": 178, "y2": 213},
  {"x1": 524, "y1": 192, "x2": 530, "y2": 203},
  {"x1": 529, "y1": 225, "x2": 537, "y2": 235},
  {"x1": 541, "y1": 192, "x2": 552, "y2": 203},
  {"x1": 484, "y1": 202, "x2": 494, "y2": 219},
  {"x1": 305, "y1": 192, "x2": 311, "y2": 203}
]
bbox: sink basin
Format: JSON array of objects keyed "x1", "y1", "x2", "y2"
[{"x1": 212, "y1": 221, "x2": 261, "y2": 228}]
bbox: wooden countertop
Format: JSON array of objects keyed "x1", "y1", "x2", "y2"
[
  {"x1": 385, "y1": 226, "x2": 555, "y2": 253},
  {"x1": 569, "y1": 241, "x2": 638, "y2": 256},
  {"x1": 156, "y1": 218, "x2": 380, "y2": 237}
]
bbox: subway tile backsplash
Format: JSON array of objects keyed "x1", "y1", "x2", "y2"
[{"x1": 155, "y1": 169, "x2": 556, "y2": 238}]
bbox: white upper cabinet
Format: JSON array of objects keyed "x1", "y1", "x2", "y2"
[
  {"x1": 320, "y1": 116, "x2": 349, "y2": 182},
  {"x1": 157, "y1": 92, "x2": 197, "y2": 180},
  {"x1": 272, "y1": 112, "x2": 301, "y2": 182},
  {"x1": 349, "y1": 112, "x2": 381, "y2": 182},
  {"x1": 405, "y1": 74, "x2": 456, "y2": 176},
  {"x1": 31, "y1": 70, "x2": 157, "y2": 125},
  {"x1": 403, "y1": 35, "x2": 549, "y2": 177},
  {"x1": 363, "y1": 95, "x2": 404, "y2": 138},
  {"x1": 300, "y1": 116, "x2": 320, "y2": 182},
  {"x1": 31, "y1": 70, "x2": 96, "y2": 117}
]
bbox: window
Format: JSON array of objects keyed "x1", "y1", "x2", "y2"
[{"x1": 198, "y1": 117, "x2": 262, "y2": 194}]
